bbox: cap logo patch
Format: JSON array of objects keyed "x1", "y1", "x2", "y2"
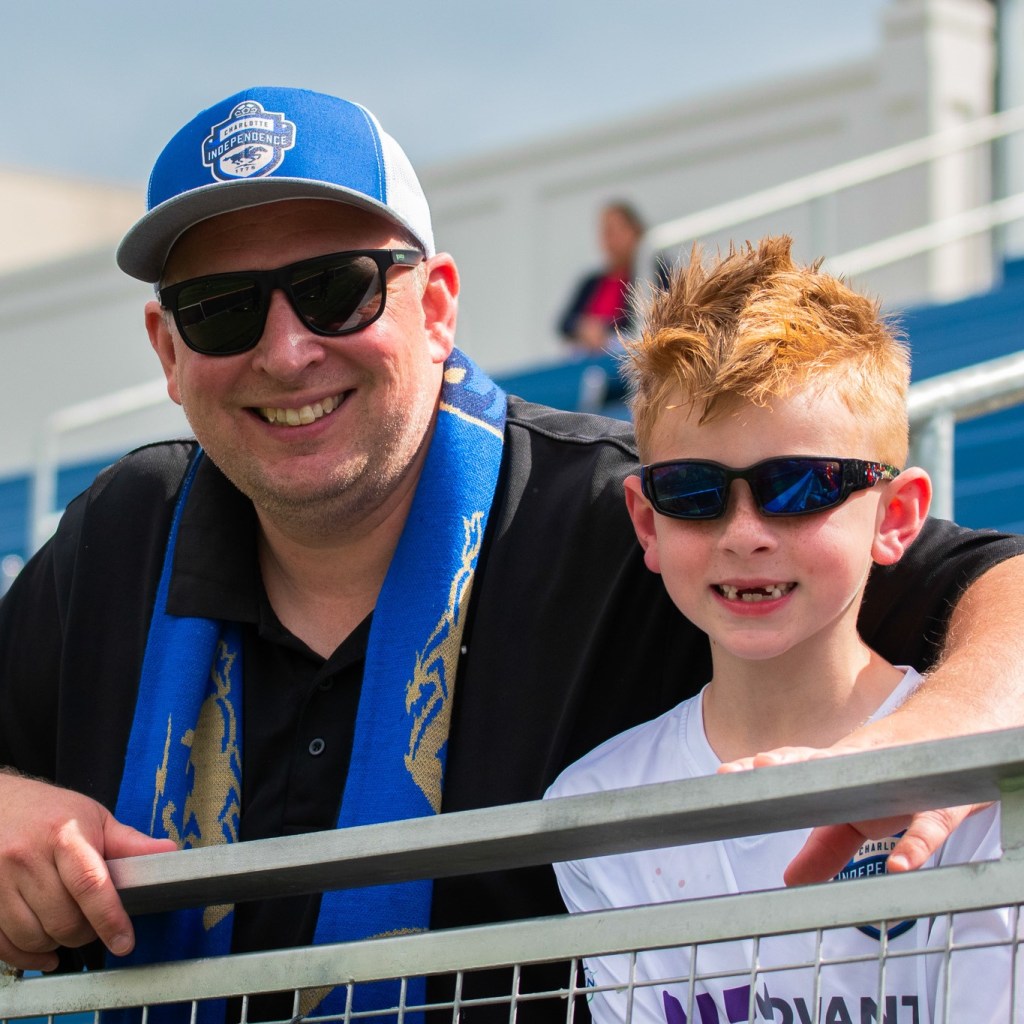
[{"x1": 202, "y1": 100, "x2": 296, "y2": 181}]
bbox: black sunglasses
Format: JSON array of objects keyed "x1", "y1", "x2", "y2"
[
  {"x1": 641, "y1": 456, "x2": 899, "y2": 520},
  {"x1": 159, "y1": 248, "x2": 425, "y2": 356}
]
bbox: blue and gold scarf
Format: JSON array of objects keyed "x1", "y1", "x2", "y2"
[{"x1": 111, "y1": 350, "x2": 506, "y2": 1022}]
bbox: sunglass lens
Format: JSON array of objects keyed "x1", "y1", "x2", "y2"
[
  {"x1": 176, "y1": 278, "x2": 264, "y2": 355},
  {"x1": 291, "y1": 255, "x2": 383, "y2": 334},
  {"x1": 650, "y1": 462, "x2": 728, "y2": 518},
  {"x1": 756, "y1": 459, "x2": 842, "y2": 515}
]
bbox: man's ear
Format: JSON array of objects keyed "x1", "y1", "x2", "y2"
[
  {"x1": 145, "y1": 300, "x2": 183, "y2": 406},
  {"x1": 420, "y1": 253, "x2": 459, "y2": 364},
  {"x1": 872, "y1": 467, "x2": 932, "y2": 566},
  {"x1": 624, "y1": 474, "x2": 663, "y2": 575}
]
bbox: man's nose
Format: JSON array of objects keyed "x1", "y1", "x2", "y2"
[{"x1": 249, "y1": 290, "x2": 327, "y2": 379}]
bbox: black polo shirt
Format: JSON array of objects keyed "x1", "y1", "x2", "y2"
[{"x1": 161, "y1": 461, "x2": 370, "y2": 850}]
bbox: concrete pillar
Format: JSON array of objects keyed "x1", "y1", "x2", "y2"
[
  {"x1": 878, "y1": 0, "x2": 997, "y2": 299},
  {"x1": 996, "y1": 0, "x2": 1024, "y2": 256}
]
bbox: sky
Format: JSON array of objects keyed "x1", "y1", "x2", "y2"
[{"x1": 0, "y1": 0, "x2": 889, "y2": 187}]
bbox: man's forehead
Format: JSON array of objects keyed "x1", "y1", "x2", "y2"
[{"x1": 163, "y1": 199, "x2": 404, "y2": 280}]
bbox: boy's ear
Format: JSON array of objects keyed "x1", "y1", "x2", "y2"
[
  {"x1": 871, "y1": 467, "x2": 932, "y2": 566},
  {"x1": 624, "y1": 474, "x2": 663, "y2": 575}
]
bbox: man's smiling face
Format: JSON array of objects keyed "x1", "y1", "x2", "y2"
[{"x1": 147, "y1": 199, "x2": 458, "y2": 535}]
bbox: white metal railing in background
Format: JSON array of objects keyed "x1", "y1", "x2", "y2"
[
  {"x1": 908, "y1": 350, "x2": 1024, "y2": 520},
  {"x1": 828, "y1": 191, "x2": 1024, "y2": 280},
  {"x1": 29, "y1": 378, "x2": 170, "y2": 554},
  {"x1": 643, "y1": 103, "x2": 1024, "y2": 282},
  {"x1": 2, "y1": 729, "x2": 1024, "y2": 1021}
]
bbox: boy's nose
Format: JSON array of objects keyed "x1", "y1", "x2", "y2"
[{"x1": 717, "y1": 482, "x2": 777, "y2": 554}]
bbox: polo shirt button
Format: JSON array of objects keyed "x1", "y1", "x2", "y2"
[{"x1": 308, "y1": 738, "x2": 326, "y2": 757}]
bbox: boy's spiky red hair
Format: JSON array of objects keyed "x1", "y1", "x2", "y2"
[{"x1": 624, "y1": 236, "x2": 911, "y2": 464}]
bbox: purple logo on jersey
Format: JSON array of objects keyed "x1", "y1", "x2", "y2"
[
  {"x1": 663, "y1": 984, "x2": 752, "y2": 1023},
  {"x1": 835, "y1": 832, "x2": 915, "y2": 939},
  {"x1": 202, "y1": 100, "x2": 296, "y2": 181},
  {"x1": 662, "y1": 983, "x2": 922, "y2": 1022}
]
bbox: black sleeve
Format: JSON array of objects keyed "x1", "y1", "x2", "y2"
[
  {"x1": 0, "y1": 510, "x2": 74, "y2": 780},
  {"x1": 0, "y1": 442, "x2": 193, "y2": 806},
  {"x1": 859, "y1": 516, "x2": 1024, "y2": 671}
]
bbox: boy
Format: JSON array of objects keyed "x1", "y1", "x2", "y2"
[{"x1": 546, "y1": 237, "x2": 1013, "y2": 1023}]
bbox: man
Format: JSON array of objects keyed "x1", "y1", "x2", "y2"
[{"x1": 1, "y1": 87, "x2": 1022, "y2": 1018}]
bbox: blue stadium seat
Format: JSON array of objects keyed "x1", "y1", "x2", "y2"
[
  {"x1": 494, "y1": 352, "x2": 628, "y2": 416},
  {"x1": 903, "y1": 257, "x2": 1024, "y2": 532}
]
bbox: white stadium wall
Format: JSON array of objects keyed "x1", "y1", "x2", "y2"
[
  {"x1": 422, "y1": 0, "x2": 996, "y2": 373},
  {"x1": 0, "y1": 251, "x2": 189, "y2": 480},
  {"x1": 0, "y1": 0, "x2": 1000, "y2": 489}
]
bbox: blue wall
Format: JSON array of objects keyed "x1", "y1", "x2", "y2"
[
  {"x1": 0, "y1": 457, "x2": 116, "y2": 563},
  {"x1": 903, "y1": 258, "x2": 1024, "y2": 533}
]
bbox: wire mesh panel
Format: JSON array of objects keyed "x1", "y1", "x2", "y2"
[{"x1": 5, "y1": 859, "x2": 1024, "y2": 1024}]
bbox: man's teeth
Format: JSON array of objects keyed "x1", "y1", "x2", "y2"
[
  {"x1": 717, "y1": 583, "x2": 795, "y2": 602},
  {"x1": 260, "y1": 394, "x2": 340, "y2": 426}
]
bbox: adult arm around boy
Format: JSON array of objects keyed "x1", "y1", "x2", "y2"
[{"x1": 723, "y1": 553, "x2": 1024, "y2": 884}]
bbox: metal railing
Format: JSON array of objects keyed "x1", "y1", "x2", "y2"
[
  {"x1": 908, "y1": 350, "x2": 1024, "y2": 521},
  {"x1": 29, "y1": 378, "x2": 170, "y2": 554},
  {"x1": 643, "y1": 103, "x2": 1024, "y2": 284},
  {"x1": 3, "y1": 728, "x2": 1024, "y2": 1021}
]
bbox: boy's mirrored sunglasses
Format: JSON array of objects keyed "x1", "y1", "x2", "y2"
[
  {"x1": 640, "y1": 456, "x2": 900, "y2": 520},
  {"x1": 158, "y1": 248, "x2": 425, "y2": 356}
]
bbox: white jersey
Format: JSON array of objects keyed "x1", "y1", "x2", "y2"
[{"x1": 546, "y1": 670, "x2": 1015, "y2": 1023}]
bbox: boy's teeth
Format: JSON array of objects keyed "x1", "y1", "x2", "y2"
[{"x1": 717, "y1": 583, "x2": 794, "y2": 602}]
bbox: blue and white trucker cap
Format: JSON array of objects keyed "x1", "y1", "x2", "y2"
[{"x1": 116, "y1": 86, "x2": 435, "y2": 282}]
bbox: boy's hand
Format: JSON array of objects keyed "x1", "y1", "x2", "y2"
[{"x1": 717, "y1": 747, "x2": 985, "y2": 884}]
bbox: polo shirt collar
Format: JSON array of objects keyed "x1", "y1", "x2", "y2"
[{"x1": 165, "y1": 452, "x2": 261, "y2": 623}]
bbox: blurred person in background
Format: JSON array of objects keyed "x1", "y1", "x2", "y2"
[{"x1": 558, "y1": 200, "x2": 645, "y2": 353}]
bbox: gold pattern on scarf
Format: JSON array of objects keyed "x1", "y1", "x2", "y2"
[
  {"x1": 404, "y1": 511, "x2": 484, "y2": 813},
  {"x1": 150, "y1": 639, "x2": 242, "y2": 931},
  {"x1": 297, "y1": 928, "x2": 426, "y2": 1017}
]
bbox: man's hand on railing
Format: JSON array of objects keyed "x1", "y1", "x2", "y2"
[
  {"x1": 718, "y1": 745, "x2": 984, "y2": 884},
  {"x1": 0, "y1": 772, "x2": 177, "y2": 971}
]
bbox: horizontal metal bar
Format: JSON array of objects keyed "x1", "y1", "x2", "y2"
[
  {"x1": 46, "y1": 377, "x2": 169, "y2": 434},
  {"x1": 646, "y1": 104, "x2": 1024, "y2": 252},
  {"x1": 827, "y1": 191, "x2": 1024, "y2": 279},
  {"x1": 9, "y1": 855, "x2": 1024, "y2": 1015},
  {"x1": 908, "y1": 350, "x2": 1024, "y2": 425},
  {"x1": 109, "y1": 728, "x2": 1024, "y2": 916}
]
